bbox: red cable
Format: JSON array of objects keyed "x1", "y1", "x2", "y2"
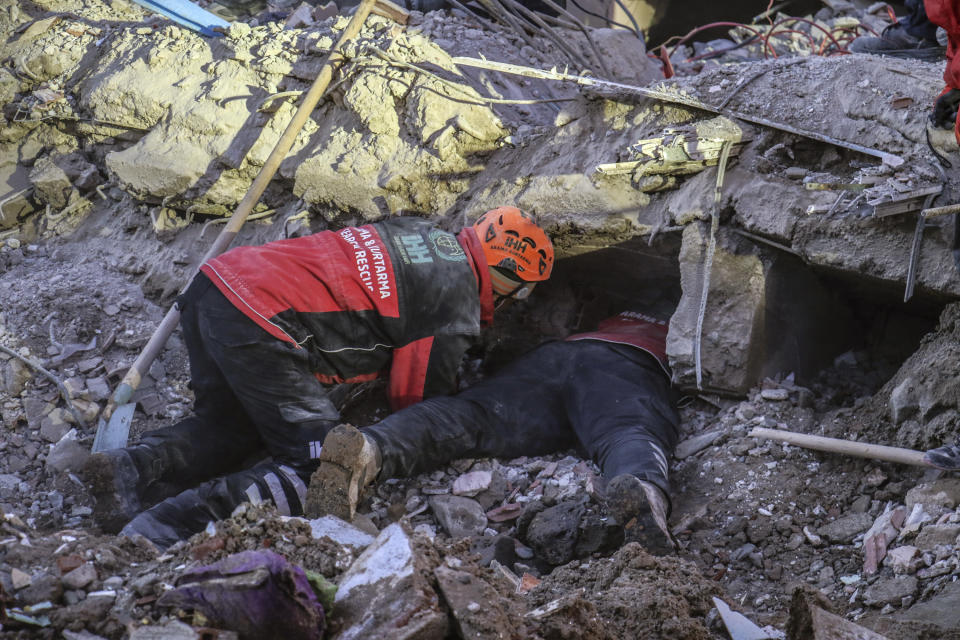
[
  {"x1": 770, "y1": 16, "x2": 848, "y2": 53},
  {"x1": 667, "y1": 21, "x2": 777, "y2": 58}
]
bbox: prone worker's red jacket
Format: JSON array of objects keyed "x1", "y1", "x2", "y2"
[
  {"x1": 566, "y1": 310, "x2": 671, "y2": 378},
  {"x1": 927, "y1": 0, "x2": 960, "y2": 139},
  {"x1": 200, "y1": 217, "x2": 494, "y2": 410}
]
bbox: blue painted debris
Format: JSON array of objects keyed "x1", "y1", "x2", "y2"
[{"x1": 131, "y1": 0, "x2": 231, "y2": 37}]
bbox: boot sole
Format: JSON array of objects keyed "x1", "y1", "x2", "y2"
[
  {"x1": 606, "y1": 474, "x2": 677, "y2": 554},
  {"x1": 304, "y1": 425, "x2": 367, "y2": 521},
  {"x1": 84, "y1": 452, "x2": 142, "y2": 533}
]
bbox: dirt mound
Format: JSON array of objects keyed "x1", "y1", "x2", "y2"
[{"x1": 527, "y1": 542, "x2": 721, "y2": 639}]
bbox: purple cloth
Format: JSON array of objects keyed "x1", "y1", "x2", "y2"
[{"x1": 157, "y1": 550, "x2": 324, "y2": 639}]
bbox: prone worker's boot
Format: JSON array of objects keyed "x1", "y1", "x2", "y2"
[
  {"x1": 605, "y1": 473, "x2": 678, "y2": 553},
  {"x1": 305, "y1": 424, "x2": 381, "y2": 521}
]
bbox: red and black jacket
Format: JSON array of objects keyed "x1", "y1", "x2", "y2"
[{"x1": 200, "y1": 217, "x2": 494, "y2": 410}]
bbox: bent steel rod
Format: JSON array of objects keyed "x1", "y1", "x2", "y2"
[{"x1": 451, "y1": 56, "x2": 905, "y2": 168}]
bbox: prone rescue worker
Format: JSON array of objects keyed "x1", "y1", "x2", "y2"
[
  {"x1": 84, "y1": 207, "x2": 554, "y2": 549},
  {"x1": 306, "y1": 310, "x2": 681, "y2": 550}
]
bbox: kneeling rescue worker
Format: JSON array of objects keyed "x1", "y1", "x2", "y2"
[{"x1": 84, "y1": 207, "x2": 554, "y2": 549}]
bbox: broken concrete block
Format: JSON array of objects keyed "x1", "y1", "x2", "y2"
[
  {"x1": 0, "y1": 68, "x2": 19, "y2": 107},
  {"x1": 452, "y1": 470, "x2": 492, "y2": 497},
  {"x1": 905, "y1": 479, "x2": 960, "y2": 511},
  {"x1": 428, "y1": 495, "x2": 487, "y2": 538},
  {"x1": 884, "y1": 545, "x2": 919, "y2": 574},
  {"x1": 1, "y1": 357, "x2": 32, "y2": 397},
  {"x1": 85, "y1": 376, "x2": 111, "y2": 402},
  {"x1": 817, "y1": 513, "x2": 873, "y2": 544},
  {"x1": 862, "y1": 575, "x2": 917, "y2": 607},
  {"x1": 40, "y1": 408, "x2": 74, "y2": 442},
  {"x1": 29, "y1": 156, "x2": 74, "y2": 208},
  {"x1": 46, "y1": 429, "x2": 90, "y2": 474},
  {"x1": 62, "y1": 562, "x2": 97, "y2": 590},
  {"x1": 107, "y1": 135, "x2": 211, "y2": 199},
  {"x1": 668, "y1": 224, "x2": 856, "y2": 394},
  {"x1": 10, "y1": 567, "x2": 31, "y2": 590},
  {"x1": 889, "y1": 378, "x2": 919, "y2": 425},
  {"x1": 668, "y1": 225, "x2": 766, "y2": 393},
  {"x1": 895, "y1": 581, "x2": 960, "y2": 636},
  {"x1": 525, "y1": 501, "x2": 583, "y2": 566},
  {"x1": 307, "y1": 515, "x2": 374, "y2": 553},
  {"x1": 913, "y1": 523, "x2": 960, "y2": 549},
  {"x1": 434, "y1": 566, "x2": 510, "y2": 640},
  {"x1": 330, "y1": 523, "x2": 447, "y2": 640}
]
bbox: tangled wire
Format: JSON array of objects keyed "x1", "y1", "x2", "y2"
[{"x1": 648, "y1": 0, "x2": 882, "y2": 67}]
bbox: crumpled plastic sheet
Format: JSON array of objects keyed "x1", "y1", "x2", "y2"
[{"x1": 157, "y1": 549, "x2": 324, "y2": 639}]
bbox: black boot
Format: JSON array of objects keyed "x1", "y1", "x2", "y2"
[
  {"x1": 605, "y1": 474, "x2": 677, "y2": 553},
  {"x1": 84, "y1": 447, "x2": 153, "y2": 533},
  {"x1": 848, "y1": 23, "x2": 944, "y2": 61}
]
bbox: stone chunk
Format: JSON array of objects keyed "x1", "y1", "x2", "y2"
[
  {"x1": 674, "y1": 431, "x2": 722, "y2": 459},
  {"x1": 452, "y1": 470, "x2": 492, "y2": 497},
  {"x1": 914, "y1": 523, "x2": 960, "y2": 549},
  {"x1": 817, "y1": 512, "x2": 874, "y2": 543},
  {"x1": 525, "y1": 501, "x2": 584, "y2": 565},
  {"x1": 18, "y1": 572, "x2": 63, "y2": 605},
  {"x1": 307, "y1": 515, "x2": 374, "y2": 552},
  {"x1": 10, "y1": 568, "x2": 31, "y2": 590},
  {"x1": 330, "y1": 523, "x2": 447, "y2": 640},
  {"x1": 884, "y1": 545, "x2": 919, "y2": 574},
  {"x1": 46, "y1": 429, "x2": 90, "y2": 473},
  {"x1": 429, "y1": 495, "x2": 487, "y2": 538},
  {"x1": 434, "y1": 566, "x2": 510, "y2": 640},
  {"x1": 40, "y1": 408, "x2": 74, "y2": 443},
  {"x1": 863, "y1": 575, "x2": 917, "y2": 607},
  {"x1": 29, "y1": 156, "x2": 74, "y2": 208},
  {"x1": 895, "y1": 581, "x2": 960, "y2": 634},
  {"x1": 62, "y1": 562, "x2": 97, "y2": 590},
  {"x1": 905, "y1": 479, "x2": 960, "y2": 511}
]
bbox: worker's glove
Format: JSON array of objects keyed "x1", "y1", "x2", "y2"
[{"x1": 931, "y1": 88, "x2": 960, "y2": 130}]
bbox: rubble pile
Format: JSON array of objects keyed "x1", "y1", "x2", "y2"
[{"x1": 2, "y1": 0, "x2": 960, "y2": 638}]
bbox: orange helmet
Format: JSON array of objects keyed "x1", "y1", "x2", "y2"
[{"x1": 473, "y1": 207, "x2": 554, "y2": 282}]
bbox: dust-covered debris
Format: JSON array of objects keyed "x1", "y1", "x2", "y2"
[{"x1": 2, "y1": 0, "x2": 960, "y2": 638}]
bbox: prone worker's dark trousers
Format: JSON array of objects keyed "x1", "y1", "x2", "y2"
[
  {"x1": 121, "y1": 274, "x2": 341, "y2": 548},
  {"x1": 365, "y1": 340, "x2": 680, "y2": 506}
]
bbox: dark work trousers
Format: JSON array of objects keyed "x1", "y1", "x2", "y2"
[
  {"x1": 907, "y1": 0, "x2": 938, "y2": 41},
  {"x1": 122, "y1": 274, "x2": 341, "y2": 548},
  {"x1": 365, "y1": 340, "x2": 680, "y2": 510}
]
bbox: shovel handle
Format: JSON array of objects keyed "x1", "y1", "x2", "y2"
[{"x1": 749, "y1": 427, "x2": 930, "y2": 467}]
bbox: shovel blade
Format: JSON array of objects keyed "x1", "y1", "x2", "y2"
[{"x1": 92, "y1": 403, "x2": 134, "y2": 452}]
